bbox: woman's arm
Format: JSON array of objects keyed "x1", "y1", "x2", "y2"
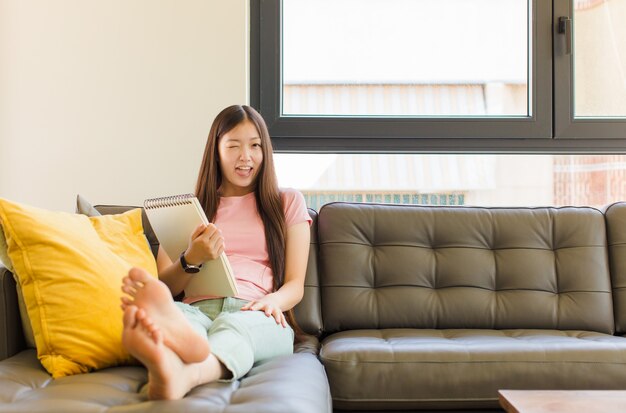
[
  {"x1": 155, "y1": 246, "x2": 193, "y2": 297},
  {"x1": 156, "y1": 223, "x2": 226, "y2": 297},
  {"x1": 241, "y1": 221, "x2": 311, "y2": 326}
]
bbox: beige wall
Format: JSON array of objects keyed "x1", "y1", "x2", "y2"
[{"x1": 0, "y1": 0, "x2": 248, "y2": 211}]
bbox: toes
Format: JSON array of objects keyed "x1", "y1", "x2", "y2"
[
  {"x1": 123, "y1": 306, "x2": 138, "y2": 329},
  {"x1": 120, "y1": 297, "x2": 131, "y2": 311},
  {"x1": 122, "y1": 277, "x2": 144, "y2": 295},
  {"x1": 145, "y1": 323, "x2": 160, "y2": 343},
  {"x1": 136, "y1": 308, "x2": 153, "y2": 328},
  {"x1": 128, "y1": 267, "x2": 152, "y2": 284},
  {"x1": 136, "y1": 307, "x2": 150, "y2": 323},
  {"x1": 136, "y1": 309, "x2": 161, "y2": 344},
  {"x1": 121, "y1": 285, "x2": 137, "y2": 297},
  {"x1": 151, "y1": 326, "x2": 164, "y2": 345},
  {"x1": 146, "y1": 324, "x2": 159, "y2": 340}
]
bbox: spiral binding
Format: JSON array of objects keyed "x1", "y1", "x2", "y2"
[{"x1": 144, "y1": 193, "x2": 195, "y2": 209}]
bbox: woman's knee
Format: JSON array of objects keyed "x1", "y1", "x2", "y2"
[
  {"x1": 174, "y1": 302, "x2": 212, "y2": 337},
  {"x1": 209, "y1": 311, "x2": 294, "y2": 365},
  {"x1": 210, "y1": 311, "x2": 292, "y2": 340}
]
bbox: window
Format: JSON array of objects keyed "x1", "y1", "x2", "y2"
[
  {"x1": 254, "y1": 1, "x2": 626, "y2": 209},
  {"x1": 554, "y1": 0, "x2": 626, "y2": 137},
  {"x1": 252, "y1": 0, "x2": 626, "y2": 151},
  {"x1": 274, "y1": 153, "x2": 626, "y2": 209},
  {"x1": 282, "y1": 0, "x2": 530, "y2": 118}
]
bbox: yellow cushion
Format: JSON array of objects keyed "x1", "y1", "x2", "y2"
[
  {"x1": 0, "y1": 198, "x2": 158, "y2": 378},
  {"x1": 1, "y1": 220, "x2": 37, "y2": 349}
]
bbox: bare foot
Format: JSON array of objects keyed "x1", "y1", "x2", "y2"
[
  {"x1": 120, "y1": 267, "x2": 210, "y2": 363},
  {"x1": 122, "y1": 305, "x2": 198, "y2": 400}
]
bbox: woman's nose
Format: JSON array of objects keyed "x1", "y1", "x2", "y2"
[{"x1": 239, "y1": 148, "x2": 251, "y2": 161}]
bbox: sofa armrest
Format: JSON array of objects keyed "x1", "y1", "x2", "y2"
[
  {"x1": 294, "y1": 333, "x2": 321, "y2": 355},
  {"x1": 0, "y1": 265, "x2": 25, "y2": 361}
]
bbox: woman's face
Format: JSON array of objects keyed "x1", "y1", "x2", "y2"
[{"x1": 217, "y1": 119, "x2": 264, "y2": 197}]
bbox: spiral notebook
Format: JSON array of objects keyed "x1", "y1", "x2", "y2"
[{"x1": 143, "y1": 194, "x2": 238, "y2": 297}]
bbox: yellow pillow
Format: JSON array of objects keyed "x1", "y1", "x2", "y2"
[
  {"x1": 0, "y1": 222, "x2": 12, "y2": 272},
  {"x1": 1, "y1": 219, "x2": 38, "y2": 349},
  {"x1": 0, "y1": 198, "x2": 158, "y2": 378}
]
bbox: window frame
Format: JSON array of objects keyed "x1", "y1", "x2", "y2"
[
  {"x1": 251, "y1": 0, "x2": 626, "y2": 153},
  {"x1": 553, "y1": 0, "x2": 626, "y2": 139}
]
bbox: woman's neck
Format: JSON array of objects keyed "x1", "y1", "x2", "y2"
[{"x1": 218, "y1": 185, "x2": 256, "y2": 198}]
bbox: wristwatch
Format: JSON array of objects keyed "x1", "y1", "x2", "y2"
[{"x1": 180, "y1": 251, "x2": 202, "y2": 274}]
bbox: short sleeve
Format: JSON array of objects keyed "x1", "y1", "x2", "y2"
[{"x1": 281, "y1": 188, "x2": 312, "y2": 227}]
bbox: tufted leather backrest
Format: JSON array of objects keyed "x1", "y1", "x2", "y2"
[
  {"x1": 604, "y1": 202, "x2": 626, "y2": 334},
  {"x1": 318, "y1": 202, "x2": 614, "y2": 334},
  {"x1": 293, "y1": 210, "x2": 323, "y2": 336}
]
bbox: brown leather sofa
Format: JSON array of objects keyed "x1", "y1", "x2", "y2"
[{"x1": 3, "y1": 201, "x2": 626, "y2": 412}]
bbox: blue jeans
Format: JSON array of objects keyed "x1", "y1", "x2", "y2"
[{"x1": 174, "y1": 297, "x2": 294, "y2": 381}]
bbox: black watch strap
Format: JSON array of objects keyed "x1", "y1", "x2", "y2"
[{"x1": 180, "y1": 252, "x2": 202, "y2": 274}]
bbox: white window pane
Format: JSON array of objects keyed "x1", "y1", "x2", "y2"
[
  {"x1": 275, "y1": 154, "x2": 626, "y2": 209},
  {"x1": 574, "y1": 0, "x2": 626, "y2": 117},
  {"x1": 282, "y1": 0, "x2": 530, "y2": 117}
]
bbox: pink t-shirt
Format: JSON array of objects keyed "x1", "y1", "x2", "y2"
[{"x1": 183, "y1": 188, "x2": 311, "y2": 303}]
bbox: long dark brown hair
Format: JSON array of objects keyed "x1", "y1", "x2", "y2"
[{"x1": 195, "y1": 105, "x2": 302, "y2": 335}]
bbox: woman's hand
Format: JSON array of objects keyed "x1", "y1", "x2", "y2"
[
  {"x1": 241, "y1": 295, "x2": 287, "y2": 328},
  {"x1": 184, "y1": 223, "x2": 225, "y2": 266}
]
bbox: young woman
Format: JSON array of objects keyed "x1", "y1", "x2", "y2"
[{"x1": 120, "y1": 105, "x2": 311, "y2": 400}]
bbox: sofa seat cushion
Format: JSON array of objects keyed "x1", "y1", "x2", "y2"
[
  {"x1": 321, "y1": 328, "x2": 626, "y2": 410},
  {"x1": 0, "y1": 349, "x2": 331, "y2": 413}
]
